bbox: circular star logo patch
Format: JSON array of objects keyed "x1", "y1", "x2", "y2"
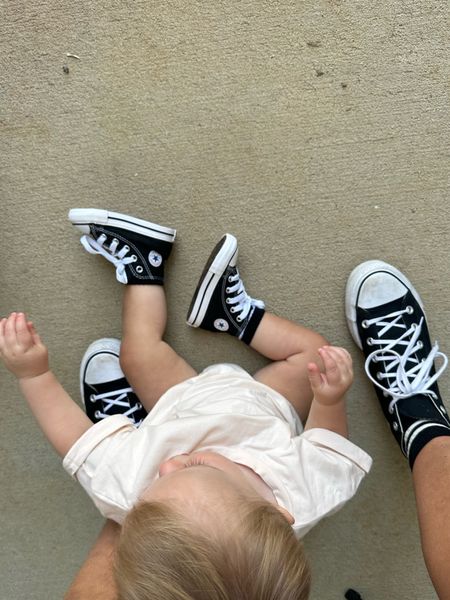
[
  {"x1": 148, "y1": 251, "x2": 162, "y2": 268},
  {"x1": 214, "y1": 318, "x2": 229, "y2": 332}
]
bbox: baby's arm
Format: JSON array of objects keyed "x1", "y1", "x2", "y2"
[
  {"x1": 0, "y1": 312, "x2": 92, "y2": 457},
  {"x1": 304, "y1": 346, "x2": 353, "y2": 438}
]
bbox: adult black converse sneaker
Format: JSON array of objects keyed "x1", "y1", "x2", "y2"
[
  {"x1": 187, "y1": 234, "x2": 265, "y2": 345},
  {"x1": 81, "y1": 338, "x2": 147, "y2": 426},
  {"x1": 69, "y1": 209, "x2": 176, "y2": 285},
  {"x1": 346, "y1": 260, "x2": 449, "y2": 469}
]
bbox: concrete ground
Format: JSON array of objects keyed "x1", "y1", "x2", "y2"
[{"x1": 1, "y1": 1, "x2": 449, "y2": 598}]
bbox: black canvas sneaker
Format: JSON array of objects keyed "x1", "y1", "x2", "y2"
[
  {"x1": 346, "y1": 260, "x2": 449, "y2": 468},
  {"x1": 187, "y1": 234, "x2": 265, "y2": 344},
  {"x1": 69, "y1": 209, "x2": 176, "y2": 285},
  {"x1": 81, "y1": 338, "x2": 147, "y2": 426}
]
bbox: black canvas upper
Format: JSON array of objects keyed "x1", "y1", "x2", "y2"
[
  {"x1": 195, "y1": 262, "x2": 264, "y2": 341},
  {"x1": 355, "y1": 284, "x2": 450, "y2": 465},
  {"x1": 89, "y1": 224, "x2": 173, "y2": 285}
]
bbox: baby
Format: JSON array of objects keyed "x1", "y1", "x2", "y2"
[{"x1": 0, "y1": 209, "x2": 372, "y2": 599}]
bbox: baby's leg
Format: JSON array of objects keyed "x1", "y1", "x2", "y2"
[
  {"x1": 69, "y1": 209, "x2": 196, "y2": 413},
  {"x1": 186, "y1": 234, "x2": 326, "y2": 423},
  {"x1": 252, "y1": 314, "x2": 326, "y2": 423},
  {"x1": 120, "y1": 286, "x2": 196, "y2": 411}
]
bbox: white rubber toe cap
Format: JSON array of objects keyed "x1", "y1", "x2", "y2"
[
  {"x1": 345, "y1": 260, "x2": 424, "y2": 348},
  {"x1": 80, "y1": 338, "x2": 123, "y2": 386}
]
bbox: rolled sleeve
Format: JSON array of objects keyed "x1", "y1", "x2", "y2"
[
  {"x1": 301, "y1": 428, "x2": 372, "y2": 474},
  {"x1": 62, "y1": 415, "x2": 136, "y2": 523},
  {"x1": 63, "y1": 415, "x2": 135, "y2": 477},
  {"x1": 293, "y1": 428, "x2": 372, "y2": 536}
]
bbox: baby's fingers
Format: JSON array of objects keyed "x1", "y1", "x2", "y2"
[
  {"x1": 0, "y1": 318, "x2": 6, "y2": 351},
  {"x1": 326, "y1": 347, "x2": 353, "y2": 376},
  {"x1": 4, "y1": 313, "x2": 18, "y2": 346},
  {"x1": 28, "y1": 322, "x2": 43, "y2": 346},
  {"x1": 318, "y1": 347, "x2": 341, "y2": 383},
  {"x1": 307, "y1": 362, "x2": 325, "y2": 390},
  {"x1": 15, "y1": 313, "x2": 32, "y2": 346}
]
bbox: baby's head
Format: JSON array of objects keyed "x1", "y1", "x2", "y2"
[{"x1": 114, "y1": 452, "x2": 311, "y2": 599}]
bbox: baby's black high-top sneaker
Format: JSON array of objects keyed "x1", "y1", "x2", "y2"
[
  {"x1": 346, "y1": 260, "x2": 449, "y2": 469},
  {"x1": 187, "y1": 234, "x2": 265, "y2": 344},
  {"x1": 81, "y1": 338, "x2": 147, "y2": 426},
  {"x1": 68, "y1": 209, "x2": 176, "y2": 285}
]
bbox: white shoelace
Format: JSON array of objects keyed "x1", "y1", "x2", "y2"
[
  {"x1": 364, "y1": 308, "x2": 448, "y2": 414},
  {"x1": 226, "y1": 270, "x2": 264, "y2": 322},
  {"x1": 90, "y1": 387, "x2": 143, "y2": 425},
  {"x1": 80, "y1": 234, "x2": 137, "y2": 284}
]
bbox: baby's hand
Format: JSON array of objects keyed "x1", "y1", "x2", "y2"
[
  {"x1": 0, "y1": 313, "x2": 49, "y2": 379},
  {"x1": 307, "y1": 346, "x2": 353, "y2": 406}
]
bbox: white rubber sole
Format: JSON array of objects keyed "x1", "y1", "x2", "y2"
[
  {"x1": 79, "y1": 338, "x2": 121, "y2": 406},
  {"x1": 68, "y1": 209, "x2": 176, "y2": 243},
  {"x1": 187, "y1": 234, "x2": 238, "y2": 327},
  {"x1": 345, "y1": 260, "x2": 424, "y2": 348}
]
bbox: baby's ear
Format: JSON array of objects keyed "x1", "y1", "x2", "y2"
[{"x1": 277, "y1": 505, "x2": 294, "y2": 525}]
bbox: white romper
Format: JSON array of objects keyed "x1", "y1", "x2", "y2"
[{"x1": 63, "y1": 364, "x2": 372, "y2": 538}]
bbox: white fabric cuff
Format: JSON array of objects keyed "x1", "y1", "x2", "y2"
[
  {"x1": 63, "y1": 415, "x2": 134, "y2": 477},
  {"x1": 302, "y1": 428, "x2": 373, "y2": 473}
]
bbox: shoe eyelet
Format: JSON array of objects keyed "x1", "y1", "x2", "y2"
[
  {"x1": 112, "y1": 238, "x2": 119, "y2": 244},
  {"x1": 94, "y1": 410, "x2": 102, "y2": 419},
  {"x1": 417, "y1": 341, "x2": 423, "y2": 349},
  {"x1": 226, "y1": 287, "x2": 230, "y2": 293},
  {"x1": 411, "y1": 323, "x2": 418, "y2": 331},
  {"x1": 367, "y1": 337, "x2": 374, "y2": 346},
  {"x1": 406, "y1": 306, "x2": 414, "y2": 315},
  {"x1": 123, "y1": 245, "x2": 130, "y2": 251},
  {"x1": 376, "y1": 372, "x2": 383, "y2": 380},
  {"x1": 230, "y1": 307, "x2": 236, "y2": 313},
  {"x1": 392, "y1": 422, "x2": 399, "y2": 431},
  {"x1": 226, "y1": 298, "x2": 231, "y2": 304},
  {"x1": 236, "y1": 316, "x2": 242, "y2": 322},
  {"x1": 136, "y1": 402, "x2": 142, "y2": 409},
  {"x1": 362, "y1": 320, "x2": 369, "y2": 329},
  {"x1": 388, "y1": 406, "x2": 394, "y2": 414},
  {"x1": 228, "y1": 276, "x2": 233, "y2": 283},
  {"x1": 131, "y1": 254, "x2": 137, "y2": 262},
  {"x1": 89, "y1": 394, "x2": 96, "y2": 403},
  {"x1": 136, "y1": 265, "x2": 144, "y2": 274}
]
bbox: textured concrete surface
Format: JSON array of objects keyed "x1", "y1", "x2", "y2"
[{"x1": 1, "y1": 1, "x2": 449, "y2": 598}]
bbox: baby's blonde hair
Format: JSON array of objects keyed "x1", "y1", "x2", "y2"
[{"x1": 115, "y1": 498, "x2": 311, "y2": 600}]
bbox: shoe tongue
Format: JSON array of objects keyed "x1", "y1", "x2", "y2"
[{"x1": 86, "y1": 377, "x2": 131, "y2": 396}]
